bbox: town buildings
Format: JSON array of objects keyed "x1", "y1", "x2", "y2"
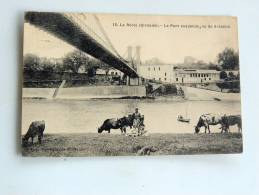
[
  {"x1": 138, "y1": 64, "x2": 221, "y2": 84},
  {"x1": 174, "y1": 69, "x2": 221, "y2": 83}
]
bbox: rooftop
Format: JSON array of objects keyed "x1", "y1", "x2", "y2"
[
  {"x1": 140, "y1": 63, "x2": 174, "y2": 66},
  {"x1": 176, "y1": 69, "x2": 220, "y2": 74}
]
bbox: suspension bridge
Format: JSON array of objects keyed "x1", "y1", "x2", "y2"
[
  {"x1": 24, "y1": 12, "x2": 238, "y2": 100},
  {"x1": 25, "y1": 11, "x2": 139, "y2": 79}
]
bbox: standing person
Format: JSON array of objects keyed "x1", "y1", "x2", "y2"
[
  {"x1": 132, "y1": 108, "x2": 141, "y2": 135},
  {"x1": 133, "y1": 108, "x2": 141, "y2": 120}
]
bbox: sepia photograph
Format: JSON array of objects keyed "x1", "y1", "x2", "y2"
[{"x1": 21, "y1": 12, "x2": 242, "y2": 156}]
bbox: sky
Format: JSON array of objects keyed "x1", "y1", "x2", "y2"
[{"x1": 23, "y1": 13, "x2": 239, "y2": 64}]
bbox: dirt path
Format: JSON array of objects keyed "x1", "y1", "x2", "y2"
[{"x1": 183, "y1": 86, "x2": 241, "y2": 101}]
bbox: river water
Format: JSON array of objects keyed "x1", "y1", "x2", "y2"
[{"x1": 22, "y1": 98, "x2": 241, "y2": 134}]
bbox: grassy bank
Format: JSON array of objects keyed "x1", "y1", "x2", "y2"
[{"x1": 22, "y1": 133, "x2": 242, "y2": 157}]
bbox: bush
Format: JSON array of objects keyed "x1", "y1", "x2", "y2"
[
  {"x1": 151, "y1": 84, "x2": 177, "y2": 96},
  {"x1": 216, "y1": 80, "x2": 240, "y2": 91},
  {"x1": 220, "y1": 71, "x2": 228, "y2": 79}
]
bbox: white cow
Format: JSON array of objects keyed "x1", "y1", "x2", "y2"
[{"x1": 195, "y1": 114, "x2": 222, "y2": 134}]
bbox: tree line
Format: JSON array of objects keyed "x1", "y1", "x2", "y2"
[
  {"x1": 24, "y1": 47, "x2": 239, "y2": 75},
  {"x1": 24, "y1": 50, "x2": 110, "y2": 77},
  {"x1": 175, "y1": 47, "x2": 239, "y2": 71}
]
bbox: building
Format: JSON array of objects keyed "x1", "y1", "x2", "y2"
[
  {"x1": 96, "y1": 67, "x2": 123, "y2": 77},
  {"x1": 95, "y1": 68, "x2": 107, "y2": 75},
  {"x1": 78, "y1": 65, "x2": 86, "y2": 73},
  {"x1": 108, "y1": 68, "x2": 123, "y2": 77},
  {"x1": 139, "y1": 64, "x2": 174, "y2": 83},
  {"x1": 174, "y1": 69, "x2": 220, "y2": 83},
  {"x1": 139, "y1": 64, "x2": 221, "y2": 84}
]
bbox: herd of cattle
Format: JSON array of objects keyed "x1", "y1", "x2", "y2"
[
  {"x1": 195, "y1": 113, "x2": 242, "y2": 134},
  {"x1": 22, "y1": 113, "x2": 242, "y2": 146}
]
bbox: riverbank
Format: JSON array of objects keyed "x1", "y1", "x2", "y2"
[
  {"x1": 22, "y1": 133, "x2": 242, "y2": 157},
  {"x1": 22, "y1": 85, "x2": 146, "y2": 99}
]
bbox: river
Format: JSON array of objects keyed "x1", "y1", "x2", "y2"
[{"x1": 22, "y1": 98, "x2": 241, "y2": 134}]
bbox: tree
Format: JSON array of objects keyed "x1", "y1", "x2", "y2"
[
  {"x1": 216, "y1": 80, "x2": 240, "y2": 92},
  {"x1": 217, "y1": 48, "x2": 239, "y2": 70},
  {"x1": 219, "y1": 71, "x2": 228, "y2": 79},
  {"x1": 87, "y1": 67, "x2": 97, "y2": 77},
  {"x1": 63, "y1": 50, "x2": 89, "y2": 73},
  {"x1": 228, "y1": 71, "x2": 235, "y2": 78},
  {"x1": 84, "y1": 56, "x2": 113, "y2": 77},
  {"x1": 38, "y1": 57, "x2": 55, "y2": 72},
  {"x1": 62, "y1": 50, "x2": 111, "y2": 75},
  {"x1": 24, "y1": 54, "x2": 40, "y2": 71}
]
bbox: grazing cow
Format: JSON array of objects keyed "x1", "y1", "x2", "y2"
[
  {"x1": 98, "y1": 118, "x2": 122, "y2": 133},
  {"x1": 22, "y1": 120, "x2": 45, "y2": 145},
  {"x1": 195, "y1": 114, "x2": 222, "y2": 134},
  {"x1": 221, "y1": 115, "x2": 242, "y2": 133}
]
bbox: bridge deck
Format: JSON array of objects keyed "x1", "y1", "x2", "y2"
[{"x1": 25, "y1": 12, "x2": 138, "y2": 78}]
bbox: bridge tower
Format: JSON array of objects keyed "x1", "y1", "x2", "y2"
[
  {"x1": 135, "y1": 45, "x2": 141, "y2": 73},
  {"x1": 127, "y1": 46, "x2": 142, "y2": 86},
  {"x1": 127, "y1": 46, "x2": 133, "y2": 61}
]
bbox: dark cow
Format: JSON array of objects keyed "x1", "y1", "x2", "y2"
[
  {"x1": 22, "y1": 120, "x2": 45, "y2": 145},
  {"x1": 119, "y1": 114, "x2": 145, "y2": 135},
  {"x1": 195, "y1": 114, "x2": 222, "y2": 134},
  {"x1": 221, "y1": 115, "x2": 242, "y2": 133},
  {"x1": 98, "y1": 118, "x2": 122, "y2": 133},
  {"x1": 117, "y1": 114, "x2": 134, "y2": 133}
]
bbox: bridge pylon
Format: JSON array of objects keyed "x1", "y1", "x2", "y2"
[{"x1": 124, "y1": 45, "x2": 143, "y2": 86}]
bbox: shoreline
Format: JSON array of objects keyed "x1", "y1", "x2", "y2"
[{"x1": 22, "y1": 95, "x2": 241, "y2": 102}]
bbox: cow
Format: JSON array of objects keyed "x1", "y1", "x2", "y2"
[
  {"x1": 98, "y1": 118, "x2": 123, "y2": 133},
  {"x1": 195, "y1": 114, "x2": 222, "y2": 134},
  {"x1": 221, "y1": 115, "x2": 242, "y2": 133},
  {"x1": 22, "y1": 120, "x2": 45, "y2": 145},
  {"x1": 117, "y1": 114, "x2": 134, "y2": 134}
]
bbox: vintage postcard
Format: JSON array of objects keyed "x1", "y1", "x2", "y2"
[{"x1": 22, "y1": 12, "x2": 242, "y2": 156}]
